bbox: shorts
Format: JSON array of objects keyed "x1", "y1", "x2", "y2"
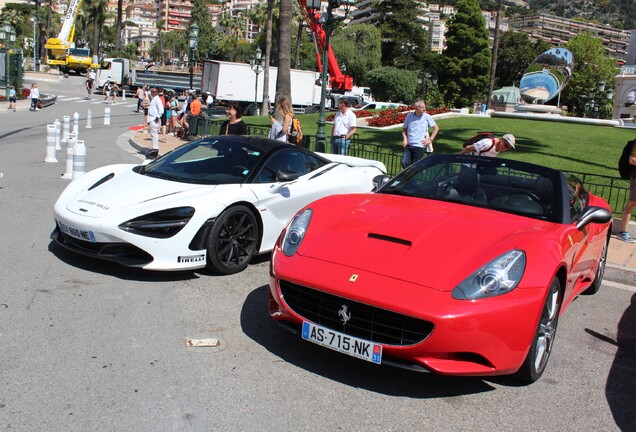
[
  {"x1": 630, "y1": 176, "x2": 636, "y2": 201},
  {"x1": 9, "y1": 96, "x2": 17, "y2": 103},
  {"x1": 143, "y1": 108, "x2": 148, "y2": 115},
  {"x1": 161, "y1": 112, "x2": 167, "y2": 126}
]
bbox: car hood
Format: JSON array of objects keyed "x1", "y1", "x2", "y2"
[
  {"x1": 63, "y1": 165, "x2": 213, "y2": 217},
  {"x1": 300, "y1": 194, "x2": 557, "y2": 290}
]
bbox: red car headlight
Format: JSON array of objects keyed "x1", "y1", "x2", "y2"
[
  {"x1": 452, "y1": 250, "x2": 526, "y2": 300},
  {"x1": 281, "y1": 209, "x2": 312, "y2": 256}
]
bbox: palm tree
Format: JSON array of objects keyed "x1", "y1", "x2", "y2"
[
  {"x1": 115, "y1": 0, "x2": 123, "y2": 50},
  {"x1": 275, "y1": 0, "x2": 292, "y2": 103},
  {"x1": 261, "y1": 0, "x2": 275, "y2": 113},
  {"x1": 84, "y1": 0, "x2": 108, "y2": 56}
]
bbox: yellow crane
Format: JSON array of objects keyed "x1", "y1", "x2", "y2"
[{"x1": 44, "y1": 0, "x2": 98, "y2": 74}]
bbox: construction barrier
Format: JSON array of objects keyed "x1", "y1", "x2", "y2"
[
  {"x1": 72, "y1": 139, "x2": 86, "y2": 179},
  {"x1": 104, "y1": 107, "x2": 111, "y2": 125},
  {"x1": 86, "y1": 109, "x2": 92, "y2": 129},
  {"x1": 62, "y1": 133, "x2": 75, "y2": 180},
  {"x1": 62, "y1": 115, "x2": 71, "y2": 144},
  {"x1": 54, "y1": 119, "x2": 62, "y2": 150},
  {"x1": 44, "y1": 124, "x2": 58, "y2": 163},
  {"x1": 73, "y1": 112, "x2": 80, "y2": 136}
]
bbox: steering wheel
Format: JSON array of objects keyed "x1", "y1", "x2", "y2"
[{"x1": 517, "y1": 191, "x2": 543, "y2": 206}]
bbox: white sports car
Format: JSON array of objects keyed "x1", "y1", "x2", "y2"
[{"x1": 52, "y1": 136, "x2": 386, "y2": 274}]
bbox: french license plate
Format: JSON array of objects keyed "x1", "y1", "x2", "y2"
[
  {"x1": 56, "y1": 219, "x2": 96, "y2": 243},
  {"x1": 301, "y1": 321, "x2": 382, "y2": 364}
]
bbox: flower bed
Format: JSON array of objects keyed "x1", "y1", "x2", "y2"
[{"x1": 366, "y1": 106, "x2": 449, "y2": 127}]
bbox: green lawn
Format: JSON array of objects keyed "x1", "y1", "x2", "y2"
[{"x1": 244, "y1": 114, "x2": 635, "y2": 178}]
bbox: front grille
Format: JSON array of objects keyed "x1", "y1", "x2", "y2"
[
  {"x1": 279, "y1": 280, "x2": 434, "y2": 346},
  {"x1": 53, "y1": 227, "x2": 153, "y2": 266}
]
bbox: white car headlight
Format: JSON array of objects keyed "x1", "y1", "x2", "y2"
[
  {"x1": 452, "y1": 250, "x2": 526, "y2": 300},
  {"x1": 282, "y1": 209, "x2": 313, "y2": 256}
]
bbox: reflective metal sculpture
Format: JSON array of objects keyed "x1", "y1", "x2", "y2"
[{"x1": 520, "y1": 48, "x2": 573, "y2": 104}]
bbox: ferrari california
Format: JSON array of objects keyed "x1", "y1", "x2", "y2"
[
  {"x1": 269, "y1": 154, "x2": 613, "y2": 382},
  {"x1": 51, "y1": 135, "x2": 385, "y2": 274}
]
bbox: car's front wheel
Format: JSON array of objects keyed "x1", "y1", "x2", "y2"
[
  {"x1": 515, "y1": 277, "x2": 561, "y2": 383},
  {"x1": 207, "y1": 205, "x2": 259, "y2": 275},
  {"x1": 585, "y1": 237, "x2": 608, "y2": 295}
]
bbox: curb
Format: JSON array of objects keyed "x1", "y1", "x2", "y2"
[{"x1": 605, "y1": 263, "x2": 636, "y2": 286}]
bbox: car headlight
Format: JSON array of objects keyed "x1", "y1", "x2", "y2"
[
  {"x1": 119, "y1": 207, "x2": 195, "y2": 238},
  {"x1": 452, "y1": 250, "x2": 526, "y2": 300},
  {"x1": 281, "y1": 209, "x2": 312, "y2": 256}
]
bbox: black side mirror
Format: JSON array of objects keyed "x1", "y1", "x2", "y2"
[
  {"x1": 373, "y1": 174, "x2": 391, "y2": 191},
  {"x1": 576, "y1": 206, "x2": 612, "y2": 230}
]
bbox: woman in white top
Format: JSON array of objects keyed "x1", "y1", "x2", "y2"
[
  {"x1": 29, "y1": 83, "x2": 40, "y2": 111},
  {"x1": 269, "y1": 98, "x2": 294, "y2": 142},
  {"x1": 330, "y1": 99, "x2": 356, "y2": 155}
]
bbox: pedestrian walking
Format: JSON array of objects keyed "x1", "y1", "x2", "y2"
[
  {"x1": 147, "y1": 87, "x2": 164, "y2": 157},
  {"x1": 269, "y1": 98, "x2": 294, "y2": 142},
  {"x1": 617, "y1": 138, "x2": 636, "y2": 243},
  {"x1": 28, "y1": 83, "x2": 40, "y2": 111},
  {"x1": 8, "y1": 85, "x2": 17, "y2": 112},
  {"x1": 135, "y1": 86, "x2": 145, "y2": 112},
  {"x1": 85, "y1": 69, "x2": 96, "y2": 99},
  {"x1": 103, "y1": 80, "x2": 112, "y2": 104},
  {"x1": 110, "y1": 82, "x2": 119, "y2": 104}
]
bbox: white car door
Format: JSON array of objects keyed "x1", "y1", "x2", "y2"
[{"x1": 248, "y1": 149, "x2": 336, "y2": 251}]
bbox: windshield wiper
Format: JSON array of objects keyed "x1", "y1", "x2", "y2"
[{"x1": 142, "y1": 171, "x2": 182, "y2": 182}]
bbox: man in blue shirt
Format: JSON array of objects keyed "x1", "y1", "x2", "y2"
[{"x1": 401, "y1": 100, "x2": 439, "y2": 168}]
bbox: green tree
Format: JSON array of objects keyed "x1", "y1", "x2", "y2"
[
  {"x1": 372, "y1": 0, "x2": 429, "y2": 70},
  {"x1": 366, "y1": 67, "x2": 417, "y2": 103},
  {"x1": 84, "y1": 0, "x2": 108, "y2": 55},
  {"x1": 563, "y1": 31, "x2": 616, "y2": 118},
  {"x1": 439, "y1": 0, "x2": 491, "y2": 108},
  {"x1": 495, "y1": 31, "x2": 551, "y2": 87},
  {"x1": 330, "y1": 23, "x2": 382, "y2": 86},
  {"x1": 191, "y1": 0, "x2": 221, "y2": 61}
]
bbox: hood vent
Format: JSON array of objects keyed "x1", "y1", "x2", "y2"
[
  {"x1": 367, "y1": 233, "x2": 411, "y2": 247},
  {"x1": 88, "y1": 173, "x2": 115, "y2": 191}
]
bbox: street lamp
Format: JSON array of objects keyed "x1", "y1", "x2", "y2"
[
  {"x1": 0, "y1": 20, "x2": 16, "y2": 96},
  {"x1": 418, "y1": 68, "x2": 437, "y2": 104},
  {"x1": 188, "y1": 23, "x2": 199, "y2": 91},
  {"x1": 586, "y1": 81, "x2": 614, "y2": 119},
  {"x1": 306, "y1": 0, "x2": 354, "y2": 153},
  {"x1": 249, "y1": 47, "x2": 264, "y2": 116},
  {"x1": 31, "y1": 16, "x2": 37, "y2": 72}
]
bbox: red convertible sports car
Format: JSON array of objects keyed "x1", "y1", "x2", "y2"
[{"x1": 268, "y1": 154, "x2": 613, "y2": 383}]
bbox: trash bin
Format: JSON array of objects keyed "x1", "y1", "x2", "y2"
[{"x1": 189, "y1": 116, "x2": 199, "y2": 136}]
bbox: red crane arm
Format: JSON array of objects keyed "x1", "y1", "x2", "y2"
[{"x1": 297, "y1": 0, "x2": 353, "y2": 93}]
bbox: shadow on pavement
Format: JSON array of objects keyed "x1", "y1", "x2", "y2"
[{"x1": 240, "y1": 285, "x2": 498, "y2": 398}]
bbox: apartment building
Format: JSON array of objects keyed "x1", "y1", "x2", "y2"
[{"x1": 508, "y1": 13, "x2": 630, "y2": 61}]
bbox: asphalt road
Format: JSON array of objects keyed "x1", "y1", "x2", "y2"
[{"x1": 1, "y1": 76, "x2": 635, "y2": 432}]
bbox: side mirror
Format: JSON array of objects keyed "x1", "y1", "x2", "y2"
[
  {"x1": 373, "y1": 174, "x2": 391, "y2": 191},
  {"x1": 576, "y1": 206, "x2": 612, "y2": 230}
]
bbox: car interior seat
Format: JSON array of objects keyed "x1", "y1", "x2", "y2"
[{"x1": 454, "y1": 167, "x2": 488, "y2": 205}]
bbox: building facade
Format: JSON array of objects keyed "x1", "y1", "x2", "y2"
[{"x1": 508, "y1": 13, "x2": 630, "y2": 61}]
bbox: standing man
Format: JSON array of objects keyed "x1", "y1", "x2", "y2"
[
  {"x1": 135, "y1": 86, "x2": 145, "y2": 112},
  {"x1": 402, "y1": 100, "x2": 439, "y2": 168},
  {"x1": 461, "y1": 133, "x2": 516, "y2": 157},
  {"x1": 618, "y1": 139, "x2": 636, "y2": 243},
  {"x1": 331, "y1": 99, "x2": 357, "y2": 155},
  {"x1": 85, "y1": 68, "x2": 96, "y2": 99},
  {"x1": 147, "y1": 87, "x2": 164, "y2": 158}
]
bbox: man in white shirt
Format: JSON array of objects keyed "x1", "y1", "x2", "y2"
[
  {"x1": 331, "y1": 99, "x2": 357, "y2": 155},
  {"x1": 461, "y1": 133, "x2": 515, "y2": 157},
  {"x1": 147, "y1": 87, "x2": 165, "y2": 157},
  {"x1": 401, "y1": 100, "x2": 439, "y2": 168},
  {"x1": 205, "y1": 91, "x2": 214, "y2": 108}
]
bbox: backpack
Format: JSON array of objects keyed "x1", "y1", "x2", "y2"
[
  {"x1": 463, "y1": 132, "x2": 495, "y2": 155},
  {"x1": 618, "y1": 139, "x2": 636, "y2": 179},
  {"x1": 288, "y1": 115, "x2": 303, "y2": 145}
]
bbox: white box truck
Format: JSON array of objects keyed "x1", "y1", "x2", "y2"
[{"x1": 201, "y1": 60, "x2": 323, "y2": 114}]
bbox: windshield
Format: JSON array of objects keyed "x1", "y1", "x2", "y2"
[
  {"x1": 141, "y1": 138, "x2": 266, "y2": 185},
  {"x1": 378, "y1": 155, "x2": 564, "y2": 222},
  {"x1": 69, "y1": 48, "x2": 90, "y2": 56}
]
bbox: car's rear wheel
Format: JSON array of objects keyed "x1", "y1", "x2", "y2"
[
  {"x1": 585, "y1": 237, "x2": 608, "y2": 295},
  {"x1": 206, "y1": 205, "x2": 259, "y2": 275},
  {"x1": 515, "y1": 277, "x2": 561, "y2": 383}
]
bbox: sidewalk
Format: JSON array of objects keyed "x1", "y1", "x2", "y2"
[{"x1": 128, "y1": 130, "x2": 636, "y2": 285}]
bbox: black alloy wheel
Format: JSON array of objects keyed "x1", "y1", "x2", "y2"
[{"x1": 207, "y1": 205, "x2": 259, "y2": 275}]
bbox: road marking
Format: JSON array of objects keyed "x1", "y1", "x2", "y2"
[{"x1": 604, "y1": 280, "x2": 636, "y2": 293}]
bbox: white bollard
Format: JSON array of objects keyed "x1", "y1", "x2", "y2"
[
  {"x1": 122, "y1": 88, "x2": 126, "y2": 101},
  {"x1": 62, "y1": 133, "x2": 75, "y2": 180},
  {"x1": 62, "y1": 115, "x2": 71, "y2": 144},
  {"x1": 86, "y1": 109, "x2": 92, "y2": 129},
  {"x1": 54, "y1": 119, "x2": 62, "y2": 150},
  {"x1": 73, "y1": 112, "x2": 80, "y2": 135},
  {"x1": 45, "y1": 124, "x2": 58, "y2": 163},
  {"x1": 72, "y1": 139, "x2": 87, "y2": 179},
  {"x1": 104, "y1": 107, "x2": 111, "y2": 125}
]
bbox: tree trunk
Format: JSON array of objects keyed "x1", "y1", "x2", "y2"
[
  {"x1": 261, "y1": 0, "x2": 275, "y2": 114},
  {"x1": 294, "y1": 20, "x2": 303, "y2": 69},
  {"x1": 275, "y1": 0, "x2": 292, "y2": 104},
  {"x1": 115, "y1": 0, "x2": 123, "y2": 50}
]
